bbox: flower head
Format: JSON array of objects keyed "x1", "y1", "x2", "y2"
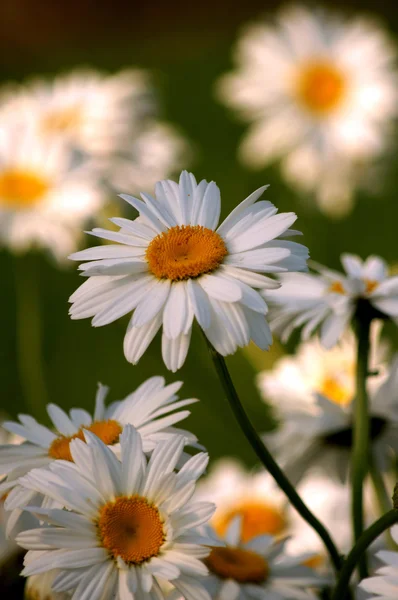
[
  {"x1": 265, "y1": 254, "x2": 398, "y2": 348},
  {"x1": 216, "y1": 5, "x2": 398, "y2": 216},
  {"x1": 69, "y1": 170, "x2": 308, "y2": 371},
  {"x1": 16, "y1": 426, "x2": 215, "y2": 600},
  {"x1": 360, "y1": 525, "x2": 398, "y2": 599}
]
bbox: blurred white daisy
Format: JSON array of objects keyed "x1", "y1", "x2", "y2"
[
  {"x1": 200, "y1": 518, "x2": 326, "y2": 600},
  {"x1": 69, "y1": 170, "x2": 309, "y2": 371},
  {"x1": 0, "y1": 121, "x2": 104, "y2": 261},
  {"x1": 25, "y1": 571, "x2": 69, "y2": 600},
  {"x1": 260, "y1": 342, "x2": 398, "y2": 481},
  {"x1": 16, "y1": 426, "x2": 215, "y2": 600},
  {"x1": 264, "y1": 254, "x2": 398, "y2": 348},
  {"x1": 1, "y1": 377, "x2": 198, "y2": 536},
  {"x1": 216, "y1": 4, "x2": 398, "y2": 216},
  {"x1": 360, "y1": 525, "x2": 398, "y2": 599},
  {"x1": 195, "y1": 458, "x2": 287, "y2": 543}
]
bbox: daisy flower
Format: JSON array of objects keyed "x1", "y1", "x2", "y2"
[
  {"x1": 199, "y1": 518, "x2": 326, "y2": 600},
  {"x1": 195, "y1": 458, "x2": 287, "y2": 543},
  {"x1": 259, "y1": 341, "x2": 398, "y2": 481},
  {"x1": 25, "y1": 571, "x2": 69, "y2": 600},
  {"x1": 16, "y1": 426, "x2": 216, "y2": 600},
  {"x1": 264, "y1": 254, "x2": 398, "y2": 348},
  {"x1": 216, "y1": 4, "x2": 398, "y2": 216},
  {"x1": 0, "y1": 121, "x2": 104, "y2": 261},
  {"x1": 0, "y1": 377, "x2": 198, "y2": 536},
  {"x1": 359, "y1": 525, "x2": 398, "y2": 599},
  {"x1": 69, "y1": 170, "x2": 309, "y2": 371}
]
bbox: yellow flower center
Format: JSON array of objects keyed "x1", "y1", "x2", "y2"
[
  {"x1": 296, "y1": 61, "x2": 346, "y2": 115},
  {"x1": 0, "y1": 169, "x2": 48, "y2": 208},
  {"x1": 205, "y1": 547, "x2": 269, "y2": 583},
  {"x1": 48, "y1": 420, "x2": 123, "y2": 462},
  {"x1": 146, "y1": 225, "x2": 228, "y2": 281},
  {"x1": 214, "y1": 501, "x2": 287, "y2": 542},
  {"x1": 42, "y1": 106, "x2": 82, "y2": 135},
  {"x1": 364, "y1": 279, "x2": 379, "y2": 294},
  {"x1": 318, "y1": 375, "x2": 353, "y2": 406},
  {"x1": 98, "y1": 496, "x2": 165, "y2": 564},
  {"x1": 329, "y1": 281, "x2": 345, "y2": 294},
  {"x1": 302, "y1": 554, "x2": 324, "y2": 570}
]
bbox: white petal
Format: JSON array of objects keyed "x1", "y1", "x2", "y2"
[
  {"x1": 132, "y1": 279, "x2": 171, "y2": 327},
  {"x1": 162, "y1": 329, "x2": 192, "y2": 372},
  {"x1": 123, "y1": 312, "x2": 163, "y2": 364},
  {"x1": 199, "y1": 273, "x2": 242, "y2": 302}
]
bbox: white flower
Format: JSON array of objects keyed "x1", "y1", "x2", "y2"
[
  {"x1": 200, "y1": 518, "x2": 326, "y2": 600},
  {"x1": 0, "y1": 121, "x2": 104, "y2": 260},
  {"x1": 216, "y1": 4, "x2": 398, "y2": 216},
  {"x1": 264, "y1": 254, "x2": 398, "y2": 348},
  {"x1": 25, "y1": 571, "x2": 69, "y2": 600},
  {"x1": 195, "y1": 458, "x2": 287, "y2": 543},
  {"x1": 259, "y1": 340, "x2": 398, "y2": 481},
  {"x1": 359, "y1": 525, "x2": 398, "y2": 599},
  {"x1": 0, "y1": 377, "x2": 198, "y2": 537},
  {"x1": 16, "y1": 426, "x2": 216, "y2": 600},
  {"x1": 69, "y1": 170, "x2": 309, "y2": 371}
]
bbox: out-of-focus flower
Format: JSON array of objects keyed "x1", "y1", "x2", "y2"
[
  {"x1": 359, "y1": 525, "x2": 398, "y2": 599},
  {"x1": 195, "y1": 458, "x2": 287, "y2": 542},
  {"x1": 1, "y1": 377, "x2": 198, "y2": 536},
  {"x1": 0, "y1": 122, "x2": 104, "y2": 261},
  {"x1": 216, "y1": 5, "x2": 398, "y2": 216},
  {"x1": 25, "y1": 571, "x2": 69, "y2": 600},
  {"x1": 264, "y1": 254, "x2": 398, "y2": 348},
  {"x1": 16, "y1": 426, "x2": 215, "y2": 600},
  {"x1": 259, "y1": 339, "x2": 398, "y2": 481},
  {"x1": 201, "y1": 518, "x2": 327, "y2": 599},
  {"x1": 69, "y1": 170, "x2": 308, "y2": 371}
]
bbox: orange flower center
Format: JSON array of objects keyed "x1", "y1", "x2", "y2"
[
  {"x1": 48, "y1": 420, "x2": 123, "y2": 462},
  {"x1": 329, "y1": 281, "x2": 345, "y2": 295},
  {"x1": 0, "y1": 169, "x2": 49, "y2": 208},
  {"x1": 364, "y1": 279, "x2": 379, "y2": 294},
  {"x1": 302, "y1": 554, "x2": 324, "y2": 570},
  {"x1": 214, "y1": 501, "x2": 287, "y2": 542},
  {"x1": 97, "y1": 496, "x2": 165, "y2": 564},
  {"x1": 205, "y1": 546, "x2": 269, "y2": 583},
  {"x1": 318, "y1": 375, "x2": 353, "y2": 406},
  {"x1": 42, "y1": 106, "x2": 82, "y2": 135},
  {"x1": 296, "y1": 61, "x2": 346, "y2": 115},
  {"x1": 146, "y1": 225, "x2": 228, "y2": 281}
]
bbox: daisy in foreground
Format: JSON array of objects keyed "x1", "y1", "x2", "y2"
[
  {"x1": 216, "y1": 4, "x2": 398, "y2": 216},
  {"x1": 196, "y1": 518, "x2": 326, "y2": 600},
  {"x1": 1, "y1": 377, "x2": 198, "y2": 536},
  {"x1": 359, "y1": 525, "x2": 398, "y2": 599},
  {"x1": 265, "y1": 254, "x2": 398, "y2": 348},
  {"x1": 16, "y1": 426, "x2": 216, "y2": 600},
  {"x1": 69, "y1": 170, "x2": 309, "y2": 371}
]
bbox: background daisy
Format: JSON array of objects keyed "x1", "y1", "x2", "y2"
[{"x1": 360, "y1": 524, "x2": 398, "y2": 599}]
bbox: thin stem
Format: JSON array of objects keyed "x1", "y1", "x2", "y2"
[
  {"x1": 370, "y1": 459, "x2": 392, "y2": 517},
  {"x1": 205, "y1": 341, "x2": 342, "y2": 573},
  {"x1": 331, "y1": 509, "x2": 398, "y2": 600},
  {"x1": 352, "y1": 309, "x2": 372, "y2": 578},
  {"x1": 15, "y1": 254, "x2": 48, "y2": 418}
]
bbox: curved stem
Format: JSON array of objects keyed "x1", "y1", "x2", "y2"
[
  {"x1": 331, "y1": 509, "x2": 398, "y2": 600},
  {"x1": 15, "y1": 254, "x2": 48, "y2": 418},
  {"x1": 206, "y1": 341, "x2": 342, "y2": 573},
  {"x1": 352, "y1": 310, "x2": 371, "y2": 578}
]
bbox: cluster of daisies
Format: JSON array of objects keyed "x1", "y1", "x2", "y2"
[
  {"x1": 0, "y1": 68, "x2": 186, "y2": 261},
  {"x1": 0, "y1": 165, "x2": 398, "y2": 599}
]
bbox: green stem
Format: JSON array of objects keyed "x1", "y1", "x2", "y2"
[
  {"x1": 352, "y1": 309, "x2": 372, "y2": 578},
  {"x1": 15, "y1": 254, "x2": 48, "y2": 418},
  {"x1": 331, "y1": 509, "x2": 398, "y2": 600},
  {"x1": 206, "y1": 341, "x2": 342, "y2": 573},
  {"x1": 370, "y1": 459, "x2": 392, "y2": 516}
]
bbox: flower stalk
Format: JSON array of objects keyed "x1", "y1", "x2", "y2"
[{"x1": 205, "y1": 339, "x2": 342, "y2": 573}]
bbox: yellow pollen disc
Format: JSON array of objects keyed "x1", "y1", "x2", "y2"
[
  {"x1": 42, "y1": 106, "x2": 82, "y2": 134},
  {"x1": 302, "y1": 554, "x2": 324, "y2": 570},
  {"x1": 205, "y1": 546, "x2": 269, "y2": 584},
  {"x1": 318, "y1": 376, "x2": 352, "y2": 406},
  {"x1": 364, "y1": 279, "x2": 379, "y2": 294},
  {"x1": 329, "y1": 281, "x2": 345, "y2": 295},
  {"x1": 98, "y1": 495, "x2": 165, "y2": 564},
  {"x1": 146, "y1": 225, "x2": 228, "y2": 281},
  {"x1": 296, "y1": 61, "x2": 346, "y2": 115},
  {"x1": 48, "y1": 420, "x2": 123, "y2": 462},
  {"x1": 214, "y1": 502, "x2": 287, "y2": 542},
  {"x1": 0, "y1": 169, "x2": 48, "y2": 208}
]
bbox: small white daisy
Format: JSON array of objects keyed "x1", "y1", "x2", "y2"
[
  {"x1": 69, "y1": 170, "x2": 309, "y2": 371},
  {"x1": 0, "y1": 121, "x2": 104, "y2": 261},
  {"x1": 216, "y1": 4, "x2": 398, "y2": 216},
  {"x1": 260, "y1": 341, "x2": 398, "y2": 481},
  {"x1": 16, "y1": 426, "x2": 216, "y2": 600},
  {"x1": 0, "y1": 377, "x2": 198, "y2": 537},
  {"x1": 359, "y1": 524, "x2": 398, "y2": 599},
  {"x1": 200, "y1": 518, "x2": 327, "y2": 600},
  {"x1": 195, "y1": 458, "x2": 287, "y2": 543},
  {"x1": 264, "y1": 254, "x2": 398, "y2": 348}
]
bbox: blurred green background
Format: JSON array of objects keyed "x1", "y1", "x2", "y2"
[{"x1": 1, "y1": 0, "x2": 398, "y2": 470}]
